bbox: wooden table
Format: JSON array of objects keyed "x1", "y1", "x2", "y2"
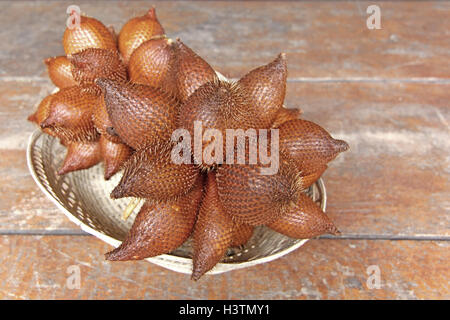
[{"x1": 0, "y1": 1, "x2": 448, "y2": 299}]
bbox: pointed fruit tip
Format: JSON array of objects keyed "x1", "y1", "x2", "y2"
[
  {"x1": 110, "y1": 185, "x2": 125, "y2": 199},
  {"x1": 57, "y1": 165, "x2": 70, "y2": 176},
  {"x1": 333, "y1": 139, "x2": 349, "y2": 153},
  {"x1": 43, "y1": 57, "x2": 52, "y2": 66},
  {"x1": 327, "y1": 222, "x2": 341, "y2": 236},
  {"x1": 147, "y1": 7, "x2": 156, "y2": 19},
  {"x1": 27, "y1": 113, "x2": 37, "y2": 124}
]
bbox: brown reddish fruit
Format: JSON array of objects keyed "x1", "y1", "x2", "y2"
[
  {"x1": 216, "y1": 151, "x2": 302, "y2": 226},
  {"x1": 279, "y1": 119, "x2": 349, "y2": 175},
  {"x1": 105, "y1": 177, "x2": 203, "y2": 261},
  {"x1": 267, "y1": 192, "x2": 339, "y2": 239},
  {"x1": 238, "y1": 53, "x2": 288, "y2": 126},
  {"x1": 110, "y1": 143, "x2": 199, "y2": 202},
  {"x1": 192, "y1": 172, "x2": 233, "y2": 280},
  {"x1": 92, "y1": 94, "x2": 122, "y2": 144},
  {"x1": 118, "y1": 8, "x2": 165, "y2": 64},
  {"x1": 271, "y1": 107, "x2": 302, "y2": 128},
  {"x1": 99, "y1": 135, "x2": 132, "y2": 180},
  {"x1": 230, "y1": 221, "x2": 254, "y2": 247},
  {"x1": 178, "y1": 79, "x2": 267, "y2": 168},
  {"x1": 128, "y1": 37, "x2": 177, "y2": 97},
  {"x1": 58, "y1": 140, "x2": 102, "y2": 175},
  {"x1": 39, "y1": 86, "x2": 99, "y2": 142},
  {"x1": 63, "y1": 15, "x2": 117, "y2": 55},
  {"x1": 69, "y1": 48, "x2": 127, "y2": 90},
  {"x1": 173, "y1": 39, "x2": 218, "y2": 102},
  {"x1": 28, "y1": 94, "x2": 60, "y2": 139},
  {"x1": 95, "y1": 78, "x2": 179, "y2": 150},
  {"x1": 44, "y1": 56, "x2": 77, "y2": 88}
]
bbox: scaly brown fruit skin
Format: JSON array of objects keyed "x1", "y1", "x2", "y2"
[
  {"x1": 110, "y1": 143, "x2": 199, "y2": 202},
  {"x1": 192, "y1": 172, "x2": 233, "y2": 281},
  {"x1": 28, "y1": 94, "x2": 61, "y2": 139},
  {"x1": 271, "y1": 107, "x2": 302, "y2": 128},
  {"x1": 44, "y1": 56, "x2": 77, "y2": 89},
  {"x1": 96, "y1": 78, "x2": 179, "y2": 150},
  {"x1": 63, "y1": 15, "x2": 117, "y2": 55},
  {"x1": 69, "y1": 48, "x2": 127, "y2": 91},
  {"x1": 128, "y1": 37, "x2": 178, "y2": 97},
  {"x1": 300, "y1": 165, "x2": 327, "y2": 190},
  {"x1": 105, "y1": 177, "x2": 204, "y2": 261},
  {"x1": 58, "y1": 140, "x2": 102, "y2": 175},
  {"x1": 278, "y1": 119, "x2": 349, "y2": 175},
  {"x1": 173, "y1": 39, "x2": 218, "y2": 102},
  {"x1": 118, "y1": 8, "x2": 165, "y2": 64},
  {"x1": 230, "y1": 221, "x2": 254, "y2": 247},
  {"x1": 99, "y1": 135, "x2": 132, "y2": 180},
  {"x1": 177, "y1": 79, "x2": 267, "y2": 168},
  {"x1": 216, "y1": 150, "x2": 303, "y2": 226},
  {"x1": 91, "y1": 94, "x2": 123, "y2": 144},
  {"x1": 267, "y1": 192, "x2": 339, "y2": 239},
  {"x1": 238, "y1": 53, "x2": 288, "y2": 127},
  {"x1": 40, "y1": 86, "x2": 99, "y2": 142}
]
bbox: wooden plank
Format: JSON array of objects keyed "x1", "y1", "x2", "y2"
[
  {"x1": 0, "y1": 1, "x2": 449, "y2": 79},
  {"x1": 0, "y1": 235, "x2": 448, "y2": 299},
  {"x1": 1, "y1": 80, "x2": 449, "y2": 237}
]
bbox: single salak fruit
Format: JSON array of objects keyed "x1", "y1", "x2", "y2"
[
  {"x1": 99, "y1": 135, "x2": 132, "y2": 180},
  {"x1": 173, "y1": 39, "x2": 218, "y2": 102},
  {"x1": 39, "y1": 86, "x2": 99, "y2": 142},
  {"x1": 58, "y1": 140, "x2": 102, "y2": 175},
  {"x1": 69, "y1": 48, "x2": 127, "y2": 90},
  {"x1": 267, "y1": 192, "x2": 339, "y2": 239},
  {"x1": 278, "y1": 119, "x2": 349, "y2": 176},
  {"x1": 28, "y1": 94, "x2": 61, "y2": 139},
  {"x1": 238, "y1": 53, "x2": 288, "y2": 127},
  {"x1": 105, "y1": 176, "x2": 203, "y2": 261},
  {"x1": 118, "y1": 7, "x2": 165, "y2": 64},
  {"x1": 216, "y1": 150, "x2": 303, "y2": 226},
  {"x1": 271, "y1": 107, "x2": 302, "y2": 128},
  {"x1": 128, "y1": 37, "x2": 178, "y2": 97},
  {"x1": 110, "y1": 143, "x2": 199, "y2": 201},
  {"x1": 96, "y1": 78, "x2": 179, "y2": 150},
  {"x1": 63, "y1": 15, "x2": 117, "y2": 55},
  {"x1": 230, "y1": 221, "x2": 254, "y2": 247},
  {"x1": 192, "y1": 172, "x2": 233, "y2": 280},
  {"x1": 44, "y1": 56, "x2": 77, "y2": 88}
]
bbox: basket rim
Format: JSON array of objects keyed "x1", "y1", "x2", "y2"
[{"x1": 27, "y1": 125, "x2": 326, "y2": 275}]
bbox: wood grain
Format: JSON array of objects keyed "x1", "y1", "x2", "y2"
[
  {"x1": 0, "y1": 1, "x2": 448, "y2": 79},
  {"x1": 0, "y1": 1, "x2": 449, "y2": 300},
  {"x1": 0, "y1": 235, "x2": 448, "y2": 299}
]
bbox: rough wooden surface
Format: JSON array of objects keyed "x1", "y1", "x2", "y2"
[
  {"x1": 0, "y1": 1, "x2": 449, "y2": 299},
  {"x1": 1, "y1": 236, "x2": 448, "y2": 300}
]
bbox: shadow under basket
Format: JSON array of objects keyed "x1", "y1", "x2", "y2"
[{"x1": 27, "y1": 130, "x2": 327, "y2": 275}]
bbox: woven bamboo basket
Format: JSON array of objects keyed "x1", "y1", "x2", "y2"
[{"x1": 27, "y1": 130, "x2": 327, "y2": 275}]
